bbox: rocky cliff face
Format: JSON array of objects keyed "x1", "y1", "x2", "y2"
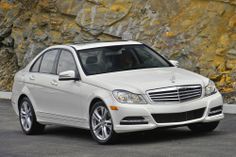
[{"x1": 0, "y1": 0, "x2": 236, "y2": 103}]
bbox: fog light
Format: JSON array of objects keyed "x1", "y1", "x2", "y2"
[
  {"x1": 209, "y1": 106, "x2": 223, "y2": 116},
  {"x1": 120, "y1": 116, "x2": 148, "y2": 125}
]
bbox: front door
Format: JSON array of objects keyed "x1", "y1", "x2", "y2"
[{"x1": 51, "y1": 49, "x2": 85, "y2": 124}]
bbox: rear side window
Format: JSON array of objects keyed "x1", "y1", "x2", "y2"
[
  {"x1": 39, "y1": 49, "x2": 58, "y2": 74},
  {"x1": 57, "y1": 50, "x2": 77, "y2": 74},
  {"x1": 30, "y1": 56, "x2": 42, "y2": 72}
]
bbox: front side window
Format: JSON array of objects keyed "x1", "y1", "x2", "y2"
[
  {"x1": 77, "y1": 44, "x2": 172, "y2": 75},
  {"x1": 57, "y1": 50, "x2": 77, "y2": 74},
  {"x1": 39, "y1": 49, "x2": 58, "y2": 74}
]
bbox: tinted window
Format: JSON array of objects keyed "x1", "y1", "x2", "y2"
[
  {"x1": 30, "y1": 56, "x2": 42, "y2": 72},
  {"x1": 77, "y1": 45, "x2": 172, "y2": 75},
  {"x1": 57, "y1": 50, "x2": 77, "y2": 74},
  {"x1": 40, "y1": 49, "x2": 58, "y2": 74}
]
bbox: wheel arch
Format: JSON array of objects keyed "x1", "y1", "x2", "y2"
[
  {"x1": 89, "y1": 97, "x2": 104, "y2": 114},
  {"x1": 18, "y1": 94, "x2": 29, "y2": 111},
  {"x1": 87, "y1": 88, "x2": 115, "y2": 117}
]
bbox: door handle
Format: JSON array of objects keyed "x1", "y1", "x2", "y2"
[
  {"x1": 50, "y1": 80, "x2": 58, "y2": 86},
  {"x1": 29, "y1": 75, "x2": 35, "y2": 80}
]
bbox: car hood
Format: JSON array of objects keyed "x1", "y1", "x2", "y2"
[{"x1": 83, "y1": 67, "x2": 209, "y2": 94}]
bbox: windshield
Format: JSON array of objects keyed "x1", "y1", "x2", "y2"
[{"x1": 77, "y1": 44, "x2": 173, "y2": 75}]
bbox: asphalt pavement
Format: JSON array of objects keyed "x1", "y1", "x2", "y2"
[{"x1": 0, "y1": 99, "x2": 236, "y2": 157}]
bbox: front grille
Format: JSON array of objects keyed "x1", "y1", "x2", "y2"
[
  {"x1": 152, "y1": 108, "x2": 205, "y2": 123},
  {"x1": 147, "y1": 85, "x2": 202, "y2": 103}
]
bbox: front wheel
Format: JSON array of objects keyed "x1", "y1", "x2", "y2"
[
  {"x1": 188, "y1": 121, "x2": 219, "y2": 133},
  {"x1": 89, "y1": 102, "x2": 117, "y2": 144}
]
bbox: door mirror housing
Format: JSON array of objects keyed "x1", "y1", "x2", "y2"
[
  {"x1": 169, "y1": 60, "x2": 179, "y2": 67},
  {"x1": 59, "y1": 70, "x2": 80, "y2": 81}
]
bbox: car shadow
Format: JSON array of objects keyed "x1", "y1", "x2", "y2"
[
  {"x1": 42, "y1": 125, "x2": 225, "y2": 145},
  {"x1": 43, "y1": 125, "x2": 91, "y2": 141},
  {"x1": 116, "y1": 128, "x2": 224, "y2": 145}
]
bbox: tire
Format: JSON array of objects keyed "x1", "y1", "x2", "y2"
[
  {"x1": 19, "y1": 97, "x2": 45, "y2": 135},
  {"x1": 89, "y1": 101, "x2": 117, "y2": 144},
  {"x1": 188, "y1": 121, "x2": 219, "y2": 133}
]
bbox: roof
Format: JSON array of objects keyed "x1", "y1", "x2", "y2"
[{"x1": 69, "y1": 40, "x2": 142, "y2": 50}]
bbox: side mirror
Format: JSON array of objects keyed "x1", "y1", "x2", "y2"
[
  {"x1": 59, "y1": 70, "x2": 79, "y2": 81},
  {"x1": 169, "y1": 60, "x2": 179, "y2": 67}
]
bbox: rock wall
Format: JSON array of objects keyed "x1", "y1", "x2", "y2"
[{"x1": 0, "y1": 0, "x2": 236, "y2": 103}]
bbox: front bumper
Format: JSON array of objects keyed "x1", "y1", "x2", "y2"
[{"x1": 108, "y1": 92, "x2": 224, "y2": 133}]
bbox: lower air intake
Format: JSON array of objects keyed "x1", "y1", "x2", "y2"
[{"x1": 152, "y1": 108, "x2": 205, "y2": 123}]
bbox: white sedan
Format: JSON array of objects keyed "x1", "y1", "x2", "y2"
[{"x1": 11, "y1": 41, "x2": 224, "y2": 144}]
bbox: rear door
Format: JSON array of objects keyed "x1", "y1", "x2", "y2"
[{"x1": 26, "y1": 49, "x2": 60, "y2": 115}]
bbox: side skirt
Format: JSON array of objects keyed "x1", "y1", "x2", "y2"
[{"x1": 36, "y1": 111, "x2": 90, "y2": 130}]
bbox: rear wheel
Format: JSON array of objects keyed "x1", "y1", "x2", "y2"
[
  {"x1": 188, "y1": 121, "x2": 219, "y2": 133},
  {"x1": 89, "y1": 101, "x2": 117, "y2": 144},
  {"x1": 19, "y1": 97, "x2": 45, "y2": 135}
]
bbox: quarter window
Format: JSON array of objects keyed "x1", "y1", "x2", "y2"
[
  {"x1": 30, "y1": 56, "x2": 42, "y2": 72},
  {"x1": 57, "y1": 50, "x2": 77, "y2": 74},
  {"x1": 39, "y1": 49, "x2": 58, "y2": 74}
]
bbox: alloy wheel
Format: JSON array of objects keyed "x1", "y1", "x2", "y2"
[
  {"x1": 20, "y1": 101, "x2": 33, "y2": 131},
  {"x1": 91, "y1": 106, "x2": 112, "y2": 141}
]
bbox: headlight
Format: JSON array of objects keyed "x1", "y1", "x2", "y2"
[
  {"x1": 205, "y1": 80, "x2": 217, "y2": 96},
  {"x1": 112, "y1": 90, "x2": 147, "y2": 104}
]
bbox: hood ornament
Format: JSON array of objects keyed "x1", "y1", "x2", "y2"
[{"x1": 170, "y1": 72, "x2": 176, "y2": 83}]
